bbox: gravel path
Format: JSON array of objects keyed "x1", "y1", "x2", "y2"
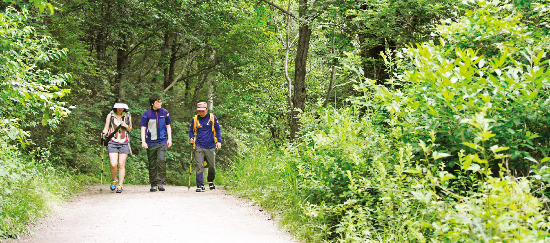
[{"x1": 12, "y1": 185, "x2": 298, "y2": 243}]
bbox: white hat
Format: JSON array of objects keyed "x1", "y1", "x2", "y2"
[
  {"x1": 113, "y1": 103, "x2": 129, "y2": 109},
  {"x1": 197, "y1": 102, "x2": 207, "y2": 111}
]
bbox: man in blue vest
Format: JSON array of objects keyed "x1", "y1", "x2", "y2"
[
  {"x1": 189, "y1": 102, "x2": 222, "y2": 192},
  {"x1": 140, "y1": 94, "x2": 172, "y2": 192}
]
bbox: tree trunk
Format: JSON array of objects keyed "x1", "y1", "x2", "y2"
[
  {"x1": 116, "y1": 37, "x2": 129, "y2": 101},
  {"x1": 358, "y1": 33, "x2": 394, "y2": 84},
  {"x1": 96, "y1": 31, "x2": 107, "y2": 61},
  {"x1": 322, "y1": 65, "x2": 336, "y2": 108},
  {"x1": 95, "y1": 0, "x2": 110, "y2": 62},
  {"x1": 191, "y1": 74, "x2": 207, "y2": 108},
  {"x1": 207, "y1": 73, "x2": 214, "y2": 110},
  {"x1": 207, "y1": 50, "x2": 216, "y2": 111},
  {"x1": 289, "y1": 0, "x2": 311, "y2": 141},
  {"x1": 183, "y1": 71, "x2": 191, "y2": 104},
  {"x1": 284, "y1": 0, "x2": 293, "y2": 110},
  {"x1": 162, "y1": 31, "x2": 177, "y2": 90}
]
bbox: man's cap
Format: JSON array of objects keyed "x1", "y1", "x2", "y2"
[
  {"x1": 197, "y1": 102, "x2": 207, "y2": 111},
  {"x1": 113, "y1": 103, "x2": 129, "y2": 109}
]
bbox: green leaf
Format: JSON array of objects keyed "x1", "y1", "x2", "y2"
[
  {"x1": 411, "y1": 191, "x2": 433, "y2": 203},
  {"x1": 462, "y1": 142, "x2": 478, "y2": 150},
  {"x1": 490, "y1": 145, "x2": 509, "y2": 153},
  {"x1": 419, "y1": 140, "x2": 427, "y2": 152},
  {"x1": 525, "y1": 157, "x2": 538, "y2": 164},
  {"x1": 466, "y1": 163, "x2": 481, "y2": 171},
  {"x1": 462, "y1": 156, "x2": 472, "y2": 171},
  {"x1": 439, "y1": 171, "x2": 455, "y2": 182},
  {"x1": 405, "y1": 168, "x2": 422, "y2": 174},
  {"x1": 433, "y1": 151, "x2": 451, "y2": 160},
  {"x1": 479, "y1": 131, "x2": 495, "y2": 141}
]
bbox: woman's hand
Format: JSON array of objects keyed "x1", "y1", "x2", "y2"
[{"x1": 121, "y1": 121, "x2": 128, "y2": 129}]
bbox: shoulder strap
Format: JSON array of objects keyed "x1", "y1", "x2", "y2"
[
  {"x1": 122, "y1": 111, "x2": 130, "y2": 124},
  {"x1": 210, "y1": 113, "x2": 217, "y2": 144},
  {"x1": 105, "y1": 124, "x2": 123, "y2": 141},
  {"x1": 193, "y1": 115, "x2": 199, "y2": 138},
  {"x1": 109, "y1": 111, "x2": 116, "y2": 130}
]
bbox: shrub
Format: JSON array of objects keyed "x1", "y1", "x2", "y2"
[{"x1": 0, "y1": 140, "x2": 91, "y2": 238}]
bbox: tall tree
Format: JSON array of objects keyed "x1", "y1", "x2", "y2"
[{"x1": 261, "y1": 0, "x2": 321, "y2": 140}]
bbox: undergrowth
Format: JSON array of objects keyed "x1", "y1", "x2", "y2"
[
  {"x1": 0, "y1": 141, "x2": 92, "y2": 239},
  {"x1": 228, "y1": 1, "x2": 550, "y2": 241}
]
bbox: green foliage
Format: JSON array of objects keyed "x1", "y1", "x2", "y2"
[
  {"x1": 364, "y1": 0, "x2": 550, "y2": 175},
  {"x1": 404, "y1": 112, "x2": 550, "y2": 241},
  {"x1": 438, "y1": 0, "x2": 533, "y2": 57},
  {"x1": 0, "y1": 140, "x2": 92, "y2": 238},
  {"x1": 230, "y1": 108, "x2": 431, "y2": 242},
  {"x1": 0, "y1": 7, "x2": 70, "y2": 147},
  {"x1": 3, "y1": 0, "x2": 54, "y2": 14},
  {"x1": 339, "y1": 0, "x2": 457, "y2": 81},
  {"x1": 432, "y1": 177, "x2": 550, "y2": 242},
  {"x1": 3, "y1": 0, "x2": 550, "y2": 241},
  {"x1": 228, "y1": 138, "x2": 307, "y2": 239},
  {"x1": 230, "y1": 0, "x2": 550, "y2": 242},
  {"x1": 0, "y1": 6, "x2": 94, "y2": 239}
]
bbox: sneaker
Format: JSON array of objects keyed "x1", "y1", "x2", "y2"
[
  {"x1": 116, "y1": 186, "x2": 123, "y2": 193},
  {"x1": 158, "y1": 184, "x2": 165, "y2": 191},
  {"x1": 196, "y1": 185, "x2": 205, "y2": 192},
  {"x1": 208, "y1": 182, "x2": 215, "y2": 190},
  {"x1": 110, "y1": 180, "x2": 118, "y2": 191},
  {"x1": 150, "y1": 185, "x2": 158, "y2": 192}
]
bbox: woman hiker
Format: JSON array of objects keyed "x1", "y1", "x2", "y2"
[{"x1": 102, "y1": 101, "x2": 132, "y2": 193}]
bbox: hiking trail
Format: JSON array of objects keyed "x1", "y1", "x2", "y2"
[{"x1": 11, "y1": 185, "x2": 298, "y2": 243}]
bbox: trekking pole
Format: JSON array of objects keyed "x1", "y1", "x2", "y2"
[
  {"x1": 100, "y1": 140, "x2": 104, "y2": 192},
  {"x1": 188, "y1": 144, "x2": 195, "y2": 191}
]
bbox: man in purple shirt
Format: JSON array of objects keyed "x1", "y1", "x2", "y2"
[{"x1": 140, "y1": 94, "x2": 172, "y2": 192}]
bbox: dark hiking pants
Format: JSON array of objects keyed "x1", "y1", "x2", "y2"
[{"x1": 147, "y1": 143, "x2": 167, "y2": 186}]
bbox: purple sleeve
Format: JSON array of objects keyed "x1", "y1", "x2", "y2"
[
  {"x1": 139, "y1": 111, "x2": 148, "y2": 127},
  {"x1": 165, "y1": 109, "x2": 172, "y2": 125}
]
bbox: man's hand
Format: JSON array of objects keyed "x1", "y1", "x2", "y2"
[
  {"x1": 140, "y1": 127, "x2": 147, "y2": 149},
  {"x1": 216, "y1": 142, "x2": 221, "y2": 150},
  {"x1": 189, "y1": 138, "x2": 195, "y2": 144},
  {"x1": 167, "y1": 140, "x2": 172, "y2": 148}
]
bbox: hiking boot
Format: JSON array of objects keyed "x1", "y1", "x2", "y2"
[
  {"x1": 150, "y1": 185, "x2": 158, "y2": 192},
  {"x1": 110, "y1": 180, "x2": 118, "y2": 191},
  {"x1": 116, "y1": 186, "x2": 123, "y2": 193},
  {"x1": 158, "y1": 184, "x2": 165, "y2": 191},
  {"x1": 196, "y1": 185, "x2": 205, "y2": 192},
  {"x1": 208, "y1": 182, "x2": 215, "y2": 190}
]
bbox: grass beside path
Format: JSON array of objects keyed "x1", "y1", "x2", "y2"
[{"x1": 0, "y1": 142, "x2": 93, "y2": 239}]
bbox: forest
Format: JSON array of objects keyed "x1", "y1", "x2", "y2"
[{"x1": 2, "y1": 0, "x2": 550, "y2": 241}]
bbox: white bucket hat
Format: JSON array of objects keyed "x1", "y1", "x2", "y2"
[{"x1": 113, "y1": 103, "x2": 129, "y2": 109}]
